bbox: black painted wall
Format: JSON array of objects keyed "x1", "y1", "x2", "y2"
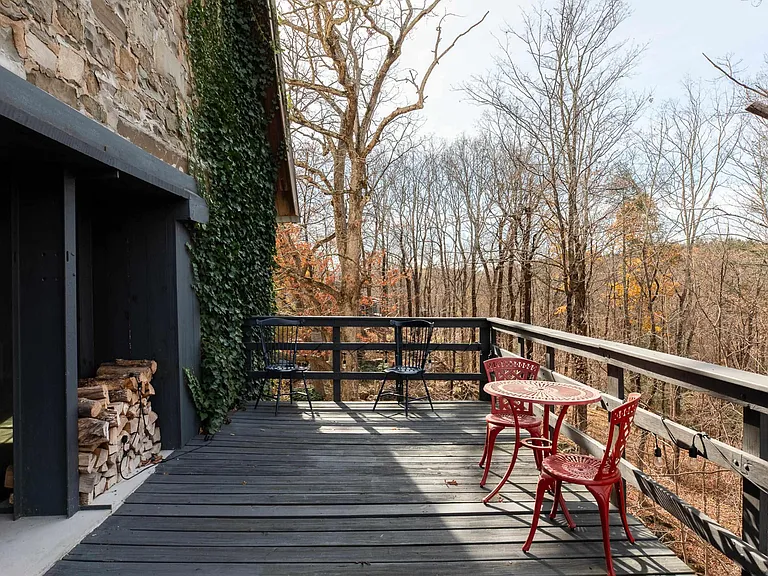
[
  {"x1": 11, "y1": 169, "x2": 79, "y2": 516},
  {"x1": 77, "y1": 190, "x2": 198, "y2": 449},
  {"x1": 0, "y1": 179, "x2": 13, "y2": 507}
]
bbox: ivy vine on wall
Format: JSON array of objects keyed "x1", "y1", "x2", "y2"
[{"x1": 186, "y1": 0, "x2": 278, "y2": 432}]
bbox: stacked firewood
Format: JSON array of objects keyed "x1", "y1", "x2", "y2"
[{"x1": 77, "y1": 359, "x2": 162, "y2": 505}]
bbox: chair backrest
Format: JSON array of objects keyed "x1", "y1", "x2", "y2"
[
  {"x1": 596, "y1": 392, "x2": 642, "y2": 481},
  {"x1": 391, "y1": 319, "x2": 434, "y2": 370},
  {"x1": 483, "y1": 357, "x2": 541, "y2": 415},
  {"x1": 256, "y1": 317, "x2": 302, "y2": 369},
  {"x1": 483, "y1": 357, "x2": 540, "y2": 382}
]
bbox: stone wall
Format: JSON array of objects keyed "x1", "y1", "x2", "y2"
[{"x1": 0, "y1": 0, "x2": 189, "y2": 169}]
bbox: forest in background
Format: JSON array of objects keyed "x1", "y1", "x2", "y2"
[{"x1": 275, "y1": 0, "x2": 768, "y2": 573}]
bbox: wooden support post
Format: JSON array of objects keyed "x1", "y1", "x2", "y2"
[
  {"x1": 332, "y1": 326, "x2": 341, "y2": 403},
  {"x1": 545, "y1": 346, "x2": 555, "y2": 371},
  {"x1": 607, "y1": 364, "x2": 625, "y2": 507},
  {"x1": 742, "y1": 406, "x2": 768, "y2": 573},
  {"x1": 479, "y1": 323, "x2": 492, "y2": 401},
  {"x1": 518, "y1": 336, "x2": 526, "y2": 359}
]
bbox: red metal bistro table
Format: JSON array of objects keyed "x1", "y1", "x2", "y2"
[{"x1": 481, "y1": 379, "x2": 602, "y2": 524}]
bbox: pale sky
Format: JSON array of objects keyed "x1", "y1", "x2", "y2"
[{"x1": 403, "y1": 0, "x2": 767, "y2": 138}]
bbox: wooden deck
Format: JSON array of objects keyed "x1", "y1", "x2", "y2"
[{"x1": 47, "y1": 401, "x2": 693, "y2": 575}]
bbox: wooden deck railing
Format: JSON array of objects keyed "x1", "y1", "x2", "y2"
[
  {"x1": 244, "y1": 316, "x2": 494, "y2": 402},
  {"x1": 243, "y1": 314, "x2": 768, "y2": 575},
  {"x1": 488, "y1": 318, "x2": 768, "y2": 576}
]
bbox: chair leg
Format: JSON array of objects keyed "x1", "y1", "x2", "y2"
[
  {"x1": 616, "y1": 480, "x2": 634, "y2": 543},
  {"x1": 373, "y1": 373, "x2": 389, "y2": 411},
  {"x1": 529, "y1": 426, "x2": 543, "y2": 469},
  {"x1": 549, "y1": 480, "x2": 562, "y2": 519},
  {"x1": 522, "y1": 474, "x2": 551, "y2": 552},
  {"x1": 404, "y1": 378, "x2": 409, "y2": 418},
  {"x1": 483, "y1": 425, "x2": 520, "y2": 502},
  {"x1": 274, "y1": 376, "x2": 282, "y2": 416},
  {"x1": 589, "y1": 484, "x2": 617, "y2": 576},
  {"x1": 254, "y1": 379, "x2": 263, "y2": 409},
  {"x1": 422, "y1": 374, "x2": 434, "y2": 411},
  {"x1": 303, "y1": 373, "x2": 313, "y2": 414},
  {"x1": 479, "y1": 423, "x2": 490, "y2": 468},
  {"x1": 480, "y1": 423, "x2": 503, "y2": 487}
]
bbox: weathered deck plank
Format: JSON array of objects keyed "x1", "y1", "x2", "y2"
[{"x1": 45, "y1": 401, "x2": 694, "y2": 575}]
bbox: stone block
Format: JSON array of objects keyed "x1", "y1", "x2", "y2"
[
  {"x1": 28, "y1": 70, "x2": 78, "y2": 108},
  {"x1": 117, "y1": 118, "x2": 186, "y2": 170},
  {"x1": 25, "y1": 29, "x2": 57, "y2": 72},
  {"x1": 56, "y1": 3, "x2": 83, "y2": 43},
  {"x1": 28, "y1": 0, "x2": 55, "y2": 25},
  {"x1": 58, "y1": 44, "x2": 85, "y2": 82},
  {"x1": 80, "y1": 94, "x2": 107, "y2": 123},
  {"x1": 117, "y1": 45, "x2": 136, "y2": 80},
  {"x1": 84, "y1": 24, "x2": 115, "y2": 68},
  {"x1": 0, "y1": 22, "x2": 24, "y2": 78},
  {"x1": 153, "y1": 35, "x2": 183, "y2": 87},
  {"x1": 91, "y1": 0, "x2": 127, "y2": 44}
]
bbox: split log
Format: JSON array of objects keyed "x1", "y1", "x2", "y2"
[
  {"x1": 103, "y1": 462, "x2": 117, "y2": 479},
  {"x1": 93, "y1": 477, "x2": 107, "y2": 497},
  {"x1": 109, "y1": 426, "x2": 129, "y2": 446},
  {"x1": 79, "y1": 472, "x2": 101, "y2": 493},
  {"x1": 79, "y1": 491, "x2": 93, "y2": 506},
  {"x1": 111, "y1": 402, "x2": 128, "y2": 416},
  {"x1": 96, "y1": 364, "x2": 152, "y2": 384},
  {"x1": 146, "y1": 411, "x2": 158, "y2": 425},
  {"x1": 78, "y1": 452, "x2": 96, "y2": 474},
  {"x1": 78, "y1": 418, "x2": 109, "y2": 445},
  {"x1": 106, "y1": 476, "x2": 118, "y2": 489},
  {"x1": 94, "y1": 448, "x2": 109, "y2": 469},
  {"x1": 115, "y1": 359, "x2": 157, "y2": 374},
  {"x1": 78, "y1": 376, "x2": 138, "y2": 392},
  {"x1": 109, "y1": 388, "x2": 136, "y2": 405},
  {"x1": 97, "y1": 409, "x2": 122, "y2": 429},
  {"x1": 151, "y1": 442, "x2": 162, "y2": 455},
  {"x1": 78, "y1": 398, "x2": 103, "y2": 418},
  {"x1": 126, "y1": 404, "x2": 140, "y2": 419},
  {"x1": 77, "y1": 385, "x2": 109, "y2": 403},
  {"x1": 152, "y1": 427, "x2": 161, "y2": 442}
]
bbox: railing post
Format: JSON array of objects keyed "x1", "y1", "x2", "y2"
[
  {"x1": 607, "y1": 364, "x2": 624, "y2": 399},
  {"x1": 742, "y1": 406, "x2": 768, "y2": 570},
  {"x1": 545, "y1": 346, "x2": 555, "y2": 371},
  {"x1": 332, "y1": 325, "x2": 341, "y2": 403},
  {"x1": 607, "y1": 364, "x2": 625, "y2": 507},
  {"x1": 518, "y1": 336, "x2": 526, "y2": 359},
  {"x1": 479, "y1": 322, "x2": 492, "y2": 401}
]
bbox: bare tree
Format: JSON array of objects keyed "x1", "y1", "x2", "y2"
[
  {"x1": 464, "y1": 0, "x2": 645, "y2": 426},
  {"x1": 280, "y1": 0, "x2": 486, "y2": 317}
]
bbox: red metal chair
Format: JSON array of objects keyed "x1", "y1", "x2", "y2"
[
  {"x1": 479, "y1": 357, "x2": 542, "y2": 487},
  {"x1": 523, "y1": 392, "x2": 642, "y2": 576}
]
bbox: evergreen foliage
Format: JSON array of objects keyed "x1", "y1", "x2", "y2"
[{"x1": 187, "y1": 0, "x2": 278, "y2": 431}]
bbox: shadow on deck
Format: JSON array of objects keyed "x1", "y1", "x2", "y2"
[{"x1": 46, "y1": 401, "x2": 693, "y2": 575}]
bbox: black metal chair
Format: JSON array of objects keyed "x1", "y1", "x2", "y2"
[
  {"x1": 373, "y1": 319, "x2": 434, "y2": 417},
  {"x1": 253, "y1": 317, "x2": 313, "y2": 415}
]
